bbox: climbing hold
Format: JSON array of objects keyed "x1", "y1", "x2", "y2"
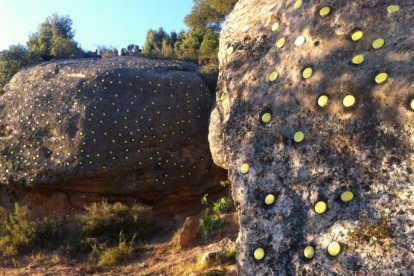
[
  {"x1": 227, "y1": 46, "x2": 234, "y2": 55},
  {"x1": 319, "y1": 7, "x2": 331, "y2": 17},
  {"x1": 294, "y1": 0, "x2": 302, "y2": 9},
  {"x1": 254, "y1": 248, "x2": 265, "y2": 260},
  {"x1": 272, "y1": 22, "x2": 280, "y2": 31},
  {"x1": 411, "y1": 99, "x2": 414, "y2": 111},
  {"x1": 265, "y1": 194, "x2": 276, "y2": 205},
  {"x1": 315, "y1": 201, "x2": 327, "y2": 214},
  {"x1": 373, "y1": 38, "x2": 385, "y2": 49},
  {"x1": 277, "y1": 37, "x2": 286, "y2": 48},
  {"x1": 294, "y1": 131, "x2": 305, "y2": 143},
  {"x1": 241, "y1": 163, "x2": 250, "y2": 174},
  {"x1": 341, "y1": 191, "x2": 354, "y2": 202},
  {"x1": 328, "y1": 241, "x2": 341, "y2": 256},
  {"x1": 375, "y1": 73, "x2": 388, "y2": 84},
  {"x1": 318, "y1": 95, "x2": 329, "y2": 107},
  {"x1": 387, "y1": 5, "x2": 400, "y2": 13},
  {"x1": 343, "y1": 95, "x2": 356, "y2": 107},
  {"x1": 352, "y1": 54, "x2": 365, "y2": 65},
  {"x1": 351, "y1": 31, "x2": 363, "y2": 41},
  {"x1": 269, "y1": 72, "x2": 279, "y2": 82},
  {"x1": 302, "y1": 68, "x2": 313, "y2": 79},
  {"x1": 304, "y1": 246, "x2": 315, "y2": 259},
  {"x1": 295, "y1": 36, "x2": 306, "y2": 46},
  {"x1": 262, "y1": 113, "x2": 272, "y2": 123}
]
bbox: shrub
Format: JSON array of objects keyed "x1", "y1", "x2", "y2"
[
  {"x1": 0, "y1": 203, "x2": 63, "y2": 256},
  {"x1": 77, "y1": 201, "x2": 159, "y2": 243},
  {"x1": 97, "y1": 232, "x2": 136, "y2": 267}
]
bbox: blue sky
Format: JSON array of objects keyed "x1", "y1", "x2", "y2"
[{"x1": 0, "y1": 0, "x2": 193, "y2": 51}]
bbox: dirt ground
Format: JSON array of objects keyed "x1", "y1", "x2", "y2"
[{"x1": 0, "y1": 212, "x2": 239, "y2": 276}]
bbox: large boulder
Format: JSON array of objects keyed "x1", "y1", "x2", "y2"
[
  {"x1": 0, "y1": 57, "x2": 226, "y2": 211},
  {"x1": 210, "y1": 0, "x2": 414, "y2": 275}
]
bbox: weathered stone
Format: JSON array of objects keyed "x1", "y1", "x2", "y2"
[
  {"x1": 178, "y1": 215, "x2": 201, "y2": 248},
  {"x1": 0, "y1": 57, "x2": 225, "y2": 210},
  {"x1": 210, "y1": 0, "x2": 414, "y2": 275}
]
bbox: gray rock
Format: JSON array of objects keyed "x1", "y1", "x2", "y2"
[
  {"x1": 210, "y1": 0, "x2": 414, "y2": 275},
  {"x1": 0, "y1": 57, "x2": 226, "y2": 210}
]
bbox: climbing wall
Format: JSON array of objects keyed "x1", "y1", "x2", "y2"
[
  {"x1": 0, "y1": 57, "x2": 226, "y2": 209},
  {"x1": 209, "y1": 0, "x2": 414, "y2": 274}
]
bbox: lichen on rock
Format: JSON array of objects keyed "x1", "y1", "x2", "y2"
[{"x1": 209, "y1": 0, "x2": 414, "y2": 274}]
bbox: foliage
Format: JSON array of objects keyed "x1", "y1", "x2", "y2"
[
  {"x1": 0, "y1": 14, "x2": 85, "y2": 94},
  {"x1": 0, "y1": 203, "x2": 63, "y2": 256},
  {"x1": 27, "y1": 14, "x2": 81, "y2": 61},
  {"x1": 184, "y1": 0, "x2": 237, "y2": 30},
  {"x1": 0, "y1": 44, "x2": 30, "y2": 94},
  {"x1": 77, "y1": 201, "x2": 159, "y2": 243},
  {"x1": 199, "y1": 190, "x2": 232, "y2": 243},
  {"x1": 96, "y1": 232, "x2": 136, "y2": 267}
]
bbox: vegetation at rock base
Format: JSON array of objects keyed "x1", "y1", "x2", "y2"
[
  {"x1": 0, "y1": 201, "x2": 160, "y2": 270},
  {"x1": 199, "y1": 180, "x2": 233, "y2": 243}
]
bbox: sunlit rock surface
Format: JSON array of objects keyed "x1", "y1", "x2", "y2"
[
  {"x1": 0, "y1": 57, "x2": 225, "y2": 209},
  {"x1": 210, "y1": 0, "x2": 414, "y2": 274}
]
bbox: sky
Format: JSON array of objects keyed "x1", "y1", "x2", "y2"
[{"x1": 0, "y1": 0, "x2": 193, "y2": 51}]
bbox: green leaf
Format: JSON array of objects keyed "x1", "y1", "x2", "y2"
[{"x1": 201, "y1": 194, "x2": 208, "y2": 205}]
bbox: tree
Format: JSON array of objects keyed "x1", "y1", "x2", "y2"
[
  {"x1": 184, "y1": 0, "x2": 237, "y2": 30},
  {"x1": 199, "y1": 28, "x2": 219, "y2": 59},
  {"x1": 0, "y1": 44, "x2": 30, "y2": 94},
  {"x1": 27, "y1": 14, "x2": 81, "y2": 60}
]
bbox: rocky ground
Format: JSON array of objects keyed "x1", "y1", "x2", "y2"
[{"x1": 0, "y1": 212, "x2": 238, "y2": 276}]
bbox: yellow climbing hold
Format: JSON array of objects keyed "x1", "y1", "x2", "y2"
[
  {"x1": 373, "y1": 38, "x2": 385, "y2": 49},
  {"x1": 375, "y1": 73, "x2": 388, "y2": 84},
  {"x1": 341, "y1": 191, "x2": 354, "y2": 202},
  {"x1": 295, "y1": 36, "x2": 306, "y2": 46},
  {"x1": 272, "y1": 22, "x2": 280, "y2": 32},
  {"x1": 241, "y1": 163, "x2": 250, "y2": 174},
  {"x1": 411, "y1": 99, "x2": 414, "y2": 111},
  {"x1": 328, "y1": 241, "x2": 341, "y2": 256},
  {"x1": 294, "y1": 0, "x2": 302, "y2": 9},
  {"x1": 269, "y1": 72, "x2": 279, "y2": 82},
  {"x1": 351, "y1": 31, "x2": 363, "y2": 41},
  {"x1": 352, "y1": 54, "x2": 365, "y2": 65},
  {"x1": 254, "y1": 248, "x2": 265, "y2": 260},
  {"x1": 319, "y1": 7, "x2": 331, "y2": 17},
  {"x1": 302, "y1": 68, "x2": 313, "y2": 79},
  {"x1": 343, "y1": 95, "x2": 356, "y2": 107},
  {"x1": 304, "y1": 246, "x2": 315, "y2": 259},
  {"x1": 227, "y1": 46, "x2": 234, "y2": 55},
  {"x1": 318, "y1": 95, "x2": 329, "y2": 107},
  {"x1": 265, "y1": 194, "x2": 276, "y2": 205},
  {"x1": 294, "y1": 131, "x2": 305, "y2": 143},
  {"x1": 277, "y1": 37, "x2": 286, "y2": 48},
  {"x1": 388, "y1": 5, "x2": 400, "y2": 13},
  {"x1": 262, "y1": 113, "x2": 272, "y2": 123},
  {"x1": 315, "y1": 201, "x2": 327, "y2": 214}
]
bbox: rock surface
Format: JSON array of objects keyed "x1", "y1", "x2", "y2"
[
  {"x1": 0, "y1": 57, "x2": 225, "y2": 210},
  {"x1": 210, "y1": 0, "x2": 414, "y2": 275}
]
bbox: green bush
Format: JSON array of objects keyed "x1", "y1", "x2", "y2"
[
  {"x1": 0, "y1": 203, "x2": 63, "y2": 256},
  {"x1": 77, "y1": 201, "x2": 159, "y2": 243}
]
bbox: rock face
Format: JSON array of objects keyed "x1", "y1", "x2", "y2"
[
  {"x1": 0, "y1": 57, "x2": 225, "y2": 210},
  {"x1": 210, "y1": 0, "x2": 414, "y2": 275}
]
